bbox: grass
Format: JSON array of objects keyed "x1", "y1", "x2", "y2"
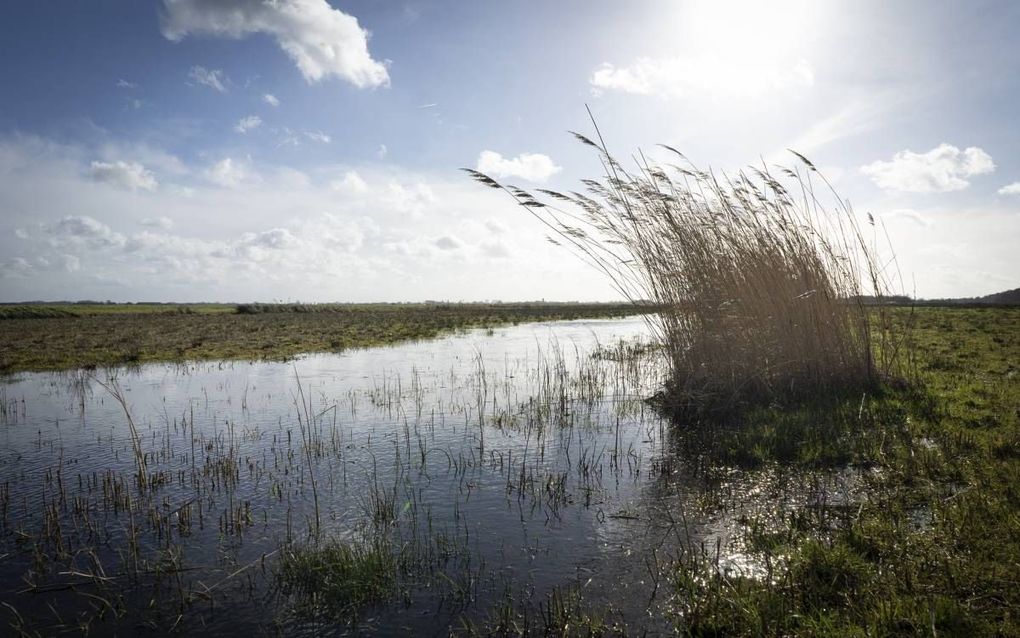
[
  {"x1": 277, "y1": 537, "x2": 399, "y2": 623},
  {"x1": 469, "y1": 119, "x2": 905, "y2": 415},
  {"x1": 0, "y1": 301, "x2": 648, "y2": 373},
  {"x1": 667, "y1": 306, "x2": 1020, "y2": 636}
]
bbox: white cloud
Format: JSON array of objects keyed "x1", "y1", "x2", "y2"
[
  {"x1": 89, "y1": 160, "x2": 158, "y2": 191},
  {"x1": 383, "y1": 180, "x2": 435, "y2": 218},
  {"x1": 234, "y1": 115, "x2": 263, "y2": 134},
  {"x1": 239, "y1": 228, "x2": 297, "y2": 252},
  {"x1": 590, "y1": 56, "x2": 813, "y2": 99},
  {"x1": 62, "y1": 254, "x2": 81, "y2": 273},
  {"x1": 49, "y1": 215, "x2": 126, "y2": 248},
  {"x1": 263, "y1": 93, "x2": 280, "y2": 107},
  {"x1": 480, "y1": 240, "x2": 510, "y2": 259},
  {"x1": 116, "y1": 79, "x2": 137, "y2": 89},
  {"x1": 0, "y1": 135, "x2": 627, "y2": 302},
  {"x1": 998, "y1": 182, "x2": 1020, "y2": 196},
  {"x1": 484, "y1": 218, "x2": 508, "y2": 235},
  {"x1": 861, "y1": 144, "x2": 995, "y2": 193},
  {"x1": 434, "y1": 235, "x2": 461, "y2": 251},
  {"x1": 331, "y1": 171, "x2": 369, "y2": 194},
  {"x1": 162, "y1": 0, "x2": 390, "y2": 88},
  {"x1": 304, "y1": 130, "x2": 331, "y2": 144},
  {"x1": 476, "y1": 151, "x2": 561, "y2": 183},
  {"x1": 377, "y1": 144, "x2": 388, "y2": 159},
  {"x1": 881, "y1": 208, "x2": 934, "y2": 228},
  {"x1": 204, "y1": 157, "x2": 251, "y2": 187},
  {"x1": 188, "y1": 65, "x2": 227, "y2": 92},
  {"x1": 140, "y1": 216, "x2": 174, "y2": 230}
]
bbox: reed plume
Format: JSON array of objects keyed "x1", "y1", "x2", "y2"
[{"x1": 466, "y1": 116, "x2": 903, "y2": 415}]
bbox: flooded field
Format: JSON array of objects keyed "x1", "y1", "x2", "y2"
[{"x1": 0, "y1": 317, "x2": 863, "y2": 635}]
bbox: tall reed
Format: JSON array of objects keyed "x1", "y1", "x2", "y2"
[{"x1": 466, "y1": 118, "x2": 903, "y2": 415}]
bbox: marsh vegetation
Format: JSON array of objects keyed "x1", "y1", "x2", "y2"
[
  {"x1": 0, "y1": 302, "x2": 646, "y2": 373},
  {"x1": 0, "y1": 307, "x2": 1018, "y2": 635}
]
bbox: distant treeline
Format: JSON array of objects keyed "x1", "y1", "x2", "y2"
[{"x1": 855, "y1": 287, "x2": 1020, "y2": 307}]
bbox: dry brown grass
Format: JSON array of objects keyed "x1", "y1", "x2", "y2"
[{"x1": 467, "y1": 117, "x2": 905, "y2": 414}]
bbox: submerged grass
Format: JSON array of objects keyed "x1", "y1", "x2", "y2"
[{"x1": 277, "y1": 537, "x2": 398, "y2": 623}]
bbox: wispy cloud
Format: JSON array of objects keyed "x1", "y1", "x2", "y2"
[
  {"x1": 304, "y1": 130, "x2": 331, "y2": 144},
  {"x1": 861, "y1": 144, "x2": 995, "y2": 193},
  {"x1": 162, "y1": 0, "x2": 390, "y2": 88},
  {"x1": 234, "y1": 115, "x2": 263, "y2": 134},
  {"x1": 188, "y1": 65, "x2": 227, "y2": 92},
  {"x1": 263, "y1": 93, "x2": 280, "y2": 107},
  {"x1": 476, "y1": 151, "x2": 561, "y2": 183},
  {"x1": 116, "y1": 79, "x2": 137, "y2": 89},
  {"x1": 591, "y1": 56, "x2": 813, "y2": 99},
  {"x1": 997, "y1": 182, "x2": 1020, "y2": 195}
]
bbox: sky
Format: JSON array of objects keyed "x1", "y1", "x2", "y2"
[{"x1": 1, "y1": 0, "x2": 1018, "y2": 303}]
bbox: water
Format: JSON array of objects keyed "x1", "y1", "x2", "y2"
[{"x1": 0, "y1": 317, "x2": 855, "y2": 635}]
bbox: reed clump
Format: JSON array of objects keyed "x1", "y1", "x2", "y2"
[{"x1": 467, "y1": 121, "x2": 904, "y2": 416}]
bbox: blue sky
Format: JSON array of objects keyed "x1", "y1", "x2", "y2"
[{"x1": 1, "y1": 0, "x2": 1018, "y2": 302}]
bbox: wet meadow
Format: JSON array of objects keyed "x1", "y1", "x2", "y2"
[{"x1": 1, "y1": 305, "x2": 1018, "y2": 635}]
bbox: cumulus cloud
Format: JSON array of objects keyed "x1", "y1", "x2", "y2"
[
  {"x1": 434, "y1": 235, "x2": 461, "y2": 251},
  {"x1": 480, "y1": 240, "x2": 510, "y2": 259},
  {"x1": 188, "y1": 65, "x2": 227, "y2": 92},
  {"x1": 590, "y1": 56, "x2": 813, "y2": 98},
  {"x1": 205, "y1": 157, "x2": 251, "y2": 187},
  {"x1": 49, "y1": 215, "x2": 126, "y2": 248},
  {"x1": 234, "y1": 115, "x2": 263, "y2": 134},
  {"x1": 239, "y1": 228, "x2": 297, "y2": 253},
  {"x1": 476, "y1": 151, "x2": 561, "y2": 183},
  {"x1": 62, "y1": 254, "x2": 81, "y2": 273},
  {"x1": 861, "y1": 144, "x2": 995, "y2": 193},
  {"x1": 383, "y1": 180, "x2": 435, "y2": 218},
  {"x1": 140, "y1": 216, "x2": 174, "y2": 230},
  {"x1": 89, "y1": 160, "x2": 158, "y2": 191},
  {"x1": 0, "y1": 134, "x2": 623, "y2": 302},
  {"x1": 998, "y1": 182, "x2": 1020, "y2": 196},
  {"x1": 263, "y1": 93, "x2": 280, "y2": 107},
  {"x1": 331, "y1": 171, "x2": 369, "y2": 194},
  {"x1": 161, "y1": 0, "x2": 390, "y2": 87}
]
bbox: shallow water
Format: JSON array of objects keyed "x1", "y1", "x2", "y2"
[{"x1": 0, "y1": 317, "x2": 854, "y2": 635}]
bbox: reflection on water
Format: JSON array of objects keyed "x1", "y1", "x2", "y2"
[{"x1": 0, "y1": 317, "x2": 859, "y2": 635}]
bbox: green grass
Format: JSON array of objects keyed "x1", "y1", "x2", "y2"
[
  {"x1": 277, "y1": 537, "x2": 399, "y2": 623},
  {"x1": 669, "y1": 306, "x2": 1020, "y2": 636},
  {"x1": 0, "y1": 301, "x2": 648, "y2": 373}
]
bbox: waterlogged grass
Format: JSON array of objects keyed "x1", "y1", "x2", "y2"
[
  {"x1": 460, "y1": 586, "x2": 623, "y2": 637},
  {"x1": 278, "y1": 537, "x2": 398, "y2": 622},
  {"x1": 669, "y1": 306, "x2": 1020, "y2": 636},
  {"x1": 0, "y1": 301, "x2": 647, "y2": 372},
  {"x1": 1, "y1": 306, "x2": 1017, "y2": 636}
]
